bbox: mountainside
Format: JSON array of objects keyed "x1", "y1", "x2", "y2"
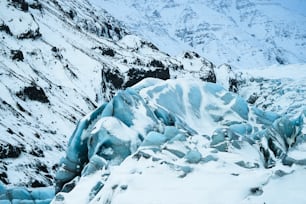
[
  {"x1": 0, "y1": 0, "x2": 230, "y2": 189},
  {"x1": 1, "y1": 0, "x2": 306, "y2": 203},
  {"x1": 90, "y1": 0, "x2": 306, "y2": 68}
]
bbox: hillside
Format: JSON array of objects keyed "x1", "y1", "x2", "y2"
[{"x1": 90, "y1": 0, "x2": 306, "y2": 68}]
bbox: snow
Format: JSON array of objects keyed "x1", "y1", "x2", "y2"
[
  {"x1": 238, "y1": 64, "x2": 306, "y2": 118},
  {"x1": 0, "y1": 1, "x2": 39, "y2": 37},
  {"x1": 54, "y1": 170, "x2": 105, "y2": 204},
  {"x1": 242, "y1": 64, "x2": 306, "y2": 79},
  {"x1": 89, "y1": 0, "x2": 306, "y2": 68},
  {"x1": 50, "y1": 74, "x2": 306, "y2": 203},
  {"x1": 1, "y1": 0, "x2": 306, "y2": 203}
]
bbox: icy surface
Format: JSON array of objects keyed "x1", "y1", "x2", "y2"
[{"x1": 51, "y1": 78, "x2": 306, "y2": 204}]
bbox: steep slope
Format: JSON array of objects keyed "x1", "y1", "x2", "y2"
[
  {"x1": 90, "y1": 0, "x2": 306, "y2": 68},
  {"x1": 0, "y1": 0, "x2": 126, "y2": 188},
  {"x1": 0, "y1": 0, "x2": 226, "y2": 188}
]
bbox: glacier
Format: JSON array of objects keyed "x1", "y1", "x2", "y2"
[
  {"x1": 1, "y1": 75, "x2": 306, "y2": 203},
  {"x1": 1, "y1": 0, "x2": 306, "y2": 203},
  {"x1": 45, "y1": 78, "x2": 306, "y2": 203}
]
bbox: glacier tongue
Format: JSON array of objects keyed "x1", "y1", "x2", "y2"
[{"x1": 51, "y1": 78, "x2": 306, "y2": 203}]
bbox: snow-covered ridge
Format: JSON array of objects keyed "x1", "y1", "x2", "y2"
[{"x1": 90, "y1": 0, "x2": 306, "y2": 68}]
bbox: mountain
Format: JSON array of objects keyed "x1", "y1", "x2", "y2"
[
  {"x1": 1, "y1": 0, "x2": 306, "y2": 203},
  {"x1": 0, "y1": 0, "x2": 231, "y2": 189},
  {"x1": 90, "y1": 0, "x2": 306, "y2": 68}
]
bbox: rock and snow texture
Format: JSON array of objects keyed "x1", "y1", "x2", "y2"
[
  {"x1": 0, "y1": 0, "x2": 126, "y2": 188},
  {"x1": 90, "y1": 0, "x2": 306, "y2": 68},
  {"x1": 0, "y1": 0, "x2": 226, "y2": 189},
  {"x1": 1, "y1": 0, "x2": 306, "y2": 203},
  {"x1": 48, "y1": 76, "x2": 306, "y2": 204}
]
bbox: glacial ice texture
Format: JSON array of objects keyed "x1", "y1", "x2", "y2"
[{"x1": 51, "y1": 78, "x2": 306, "y2": 203}]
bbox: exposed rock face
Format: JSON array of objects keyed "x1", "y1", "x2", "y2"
[
  {"x1": 100, "y1": 46, "x2": 227, "y2": 101},
  {"x1": 0, "y1": 143, "x2": 23, "y2": 159},
  {"x1": 10, "y1": 50, "x2": 24, "y2": 61},
  {"x1": 16, "y1": 85, "x2": 49, "y2": 103}
]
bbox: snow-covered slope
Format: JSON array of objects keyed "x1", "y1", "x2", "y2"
[
  {"x1": 0, "y1": 0, "x2": 229, "y2": 189},
  {"x1": 0, "y1": 0, "x2": 126, "y2": 188},
  {"x1": 90, "y1": 0, "x2": 306, "y2": 68},
  {"x1": 1, "y1": 0, "x2": 306, "y2": 203}
]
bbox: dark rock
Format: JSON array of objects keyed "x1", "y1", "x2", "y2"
[
  {"x1": 102, "y1": 68, "x2": 124, "y2": 89},
  {"x1": 67, "y1": 9, "x2": 76, "y2": 19},
  {"x1": 124, "y1": 67, "x2": 170, "y2": 88},
  {"x1": 250, "y1": 187, "x2": 263, "y2": 196},
  {"x1": 0, "y1": 23, "x2": 12, "y2": 35},
  {"x1": 29, "y1": 147, "x2": 45, "y2": 157},
  {"x1": 10, "y1": 0, "x2": 29, "y2": 12},
  {"x1": 31, "y1": 180, "x2": 46, "y2": 187},
  {"x1": 229, "y1": 78, "x2": 239, "y2": 93},
  {"x1": 18, "y1": 28, "x2": 42, "y2": 39},
  {"x1": 0, "y1": 143, "x2": 22, "y2": 159},
  {"x1": 10, "y1": 50, "x2": 24, "y2": 61},
  {"x1": 0, "y1": 172, "x2": 9, "y2": 184},
  {"x1": 84, "y1": 97, "x2": 97, "y2": 109},
  {"x1": 16, "y1": 85, "x2": 49, "y2": 103},
  {"x1": 34, "y1": 132, "x2": 40, "y2": 139},
  {"x1": 132, "y1": 58, "x2": 143, "y2": 66},
  {"x1": 149, "y1": 59, "x2": 164, "y2": 68},
  {"x1": 183, "y1": 51, "x2": 200, "y2": 59},
  {"x1": 184, "y1": 52, "x2": 194, "y2": 59},
  {"x1": 7, "y1": 128, "x2": 14, "y2": 134},
  {"x1": 29, "y1": 1, "x2": 42, "y2": 10},
  {"x1": 36, "y1": 163, "x2": 48, "y2": 173},
  {"x1": 146, "y1": 42, "x2": 159, "y2": 51},
  {"x1": 200, "y1": 69, "x2": 216, "y2": 83},
  {"x1": 132, "y1": 151, "x2": 151, "y2": 160},
  {"x1": 247, "y1": 93, "x2": 259, "y2": 104},
  {"x1": 51, "y1": 46, "x2": 59, "y2": 52},
  {"x1": 102, "y1": 48, "x2": 115, "y2": 57},
  {"x1": 16, "y1": 103, "x2": 26, "y2": 112},
  {"x1": 276, "y1": 56, "x2": 285, "y2": 65}
]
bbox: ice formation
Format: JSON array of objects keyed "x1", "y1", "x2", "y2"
[{"x1": 49, "y1": 78, "x2": 305, "y2": 203}]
